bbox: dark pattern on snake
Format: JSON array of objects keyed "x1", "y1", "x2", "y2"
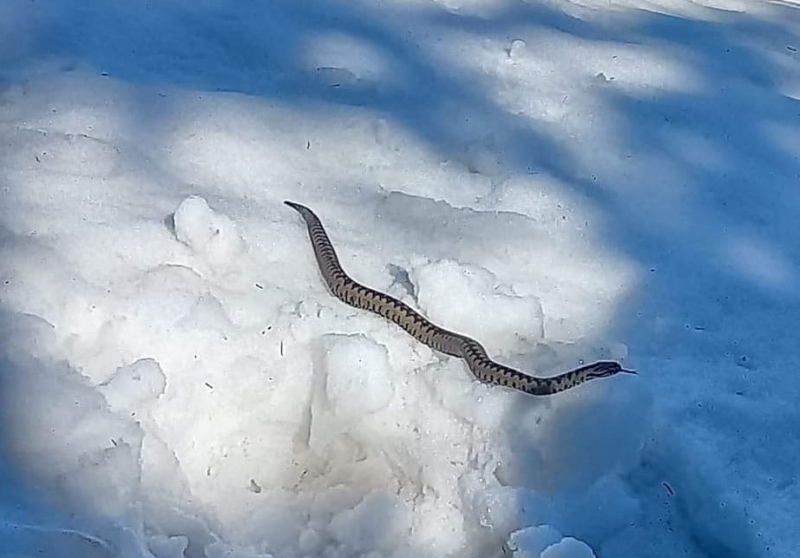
[{"x1": 285, "y1": 201, "x2": 635, "y2": 396}]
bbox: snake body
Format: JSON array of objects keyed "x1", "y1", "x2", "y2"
[{"x1": 285, "y1": 201, "x2": 633, "y2": 396}]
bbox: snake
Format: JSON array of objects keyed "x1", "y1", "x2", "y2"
[{"x1": 285, "y1": 201, "x2": 635, "y2": 396}]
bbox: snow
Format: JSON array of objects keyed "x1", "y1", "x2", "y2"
[
  {"x1": 1, "y1": 0, "x2": 799, "y2": 557},
  {"x1": 412, "y1": 259, "x2": 546, "y2": 351},
  {"x1": 508, "y1": 527, "x2": 601, "y2": 558},
  {"x1": 173, "y1": 196, "x2": 245, "y2": 269},
  {"x1": 321, "y1": 334, "x2": 394, "y2": 420}
]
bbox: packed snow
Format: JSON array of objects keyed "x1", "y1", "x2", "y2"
[{"x1": 1, "y1": 0, "x2": 799, "y2": 557}]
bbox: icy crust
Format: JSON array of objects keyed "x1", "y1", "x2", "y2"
[{"x1": 0, "y1": 194, "x2": 645, "y2": 558}]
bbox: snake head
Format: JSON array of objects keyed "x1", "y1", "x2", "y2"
[{"x1": 584, "y1": 361, "x2": 636, "y2": 379}]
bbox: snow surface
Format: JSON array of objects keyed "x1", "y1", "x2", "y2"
[{"x1": 1, "y1": 0, "x2": 799, "y2": 557}]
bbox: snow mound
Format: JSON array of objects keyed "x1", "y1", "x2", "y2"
[
  {"x1": 173, "y1": 195, "x2": 244, "y2": 268},
  {"x1": 307, "y1": 334, "x2": 396, "y2": 452},
  {"x1": 327, "y1": 491, "x2": 407, "y2": 554},
  {"x1": 0, "y1": 327, "x2": 144, "y2": 523},
  {"x1": 411, "y1": 259, "x2": 544, "y2": 353},
  {"x1": 509, "y1": 526, "x2": 596, "y2": 558},
  {"x1": 99, "y1": 358, "x2": 166, "y2": 414},
  {"x1": 147, "y1": 534, "x2": 189, "y2": 558},
  {"x1": 323, "y1": 334, "x2": 395, "y2": 420}
]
